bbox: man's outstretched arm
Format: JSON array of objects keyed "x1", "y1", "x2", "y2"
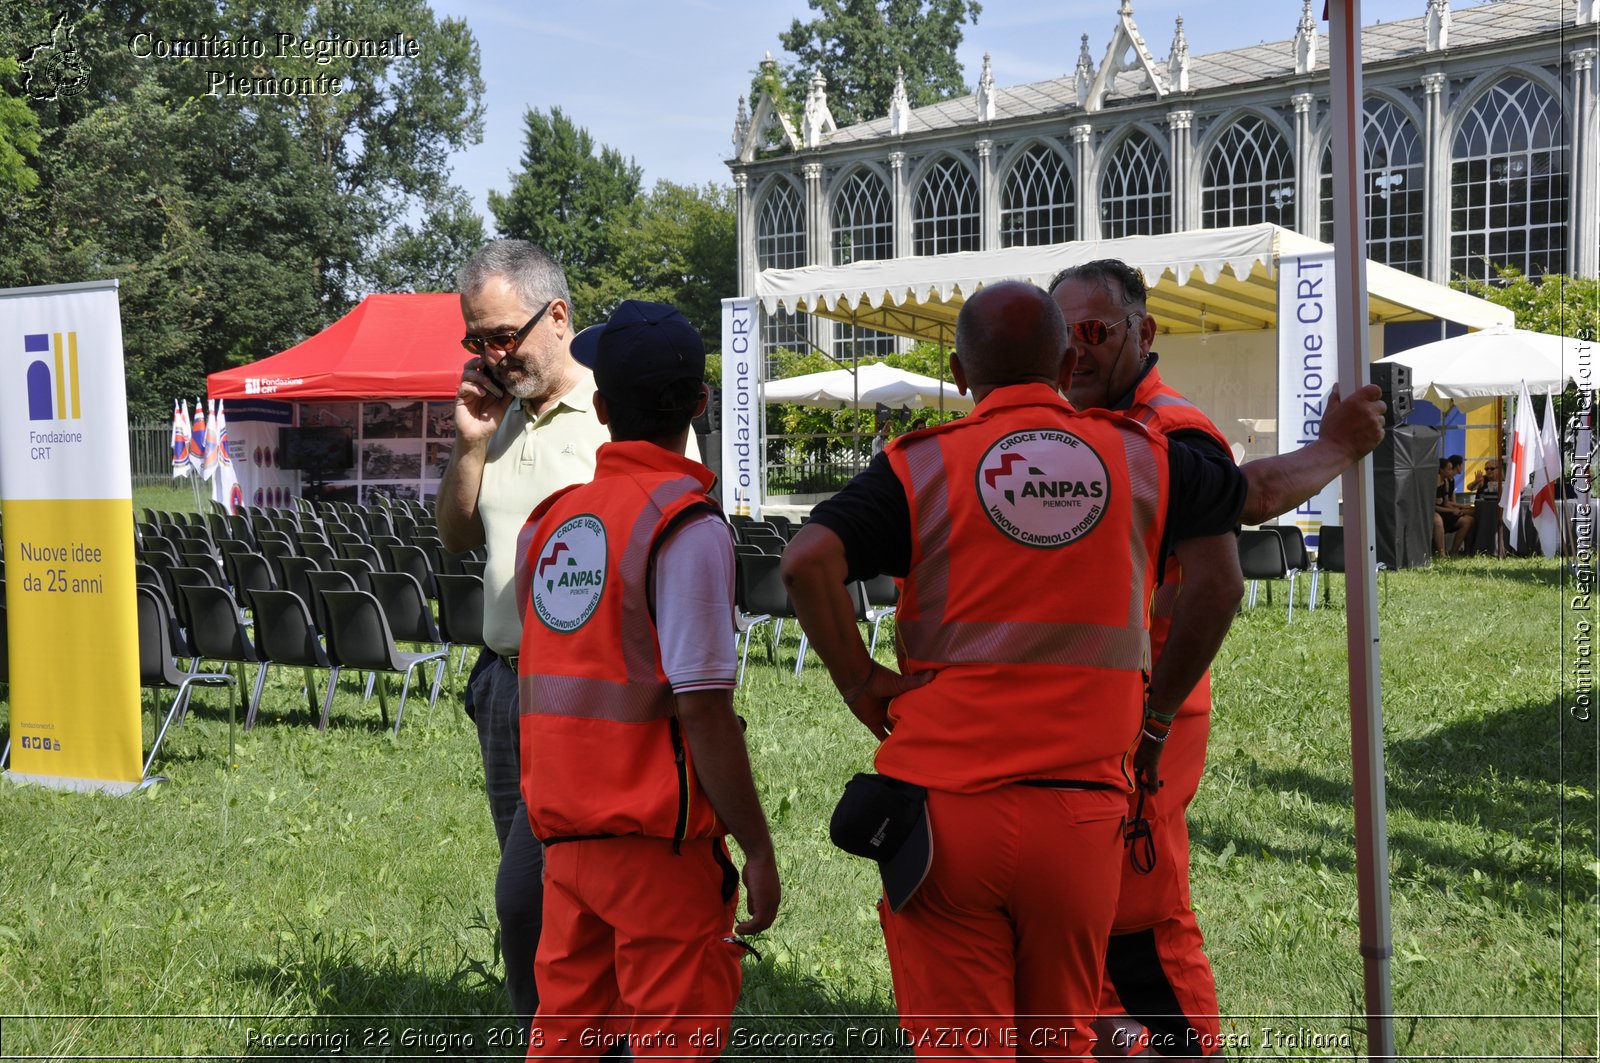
[{"x1": 1240, "y1": 384, "x2": 1386, "y2": 524}]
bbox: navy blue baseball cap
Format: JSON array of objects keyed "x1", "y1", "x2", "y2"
[
  {"x1": 570, "y1": 300, "x2": 706, "y2": 410},
  {"x1": 829, "y1": 773, "x2": 933, "y2": 913}
]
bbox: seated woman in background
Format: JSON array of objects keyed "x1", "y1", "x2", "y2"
[{"x1": 1469, "y1": 457, "x2": 1504, "y2": 498}]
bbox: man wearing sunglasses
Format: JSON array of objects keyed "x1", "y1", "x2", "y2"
[
  {"x1": 781, "y1": 281, "x2": 1247, "y2": 1059},
  {"x1": 1049, "y1": 259, "x2": 1385, "y2": 1058},
  {"x1": 436, "y1": 239, "x2": 609, "y2": 1033}
]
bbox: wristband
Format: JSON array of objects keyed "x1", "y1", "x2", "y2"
[
  {"x1": 1141, "y1": 726, "x2": 1169, "y2": 744},
  {"x1": 1144, "y1": 707, "x2": 1178, "y2": 725}
]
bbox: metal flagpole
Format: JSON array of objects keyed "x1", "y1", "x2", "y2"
[{"x1": 1328, "y1": 2, "x2": 1396, "y2": 1057}]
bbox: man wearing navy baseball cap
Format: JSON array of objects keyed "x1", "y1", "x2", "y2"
[{"x1": 513, "y1": 300, "x2": 779, "y2": 1058}]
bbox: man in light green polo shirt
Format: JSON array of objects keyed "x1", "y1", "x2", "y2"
[{"x1": 436, "y1": 240, "x2": 609, "y2": 1030}]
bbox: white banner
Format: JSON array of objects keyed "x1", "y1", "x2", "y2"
[
  {"x1": 0, "y1": 279, "x2": 142, "y2": 792},
  {"x1": 1276, "y1": 250, "x2": 1340, "y2": 546},
  {"x1": 720, "y1": 297, "x2": 762, "y2": 519}
]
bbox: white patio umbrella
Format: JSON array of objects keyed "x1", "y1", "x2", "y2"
[
  {"x1": 762, "y1": 361, "x2": 975, "y2": 411},
  {"x1": 1375, "y1": 324, "x2": 1571, "y2": 402}
]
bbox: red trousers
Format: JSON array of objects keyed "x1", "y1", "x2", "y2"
[
  {"x1": 1099, "y1": 712, "x2": 1221, "y2": 1058},
  {"x1": 879, "y1": 785, "x2": 1127, "y2": 1060},
  {"x1": 529, "y1": 836, "x2": 744, "y2": 1060}
]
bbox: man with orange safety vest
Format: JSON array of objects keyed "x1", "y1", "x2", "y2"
[
  {"x1": 1049, "y1": 259, "x2": 1385, "y2": 1058},
  {"x1": 515, "y1": 300, "x2": 778, "y2": 1059},
  {"x1": 781, "y1": 281, "x2": 1246, "y2": 1059}
]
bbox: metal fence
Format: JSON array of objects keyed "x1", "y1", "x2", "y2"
[
  {"x1": 763, "y1": 431, "x2": 870, "y2": 498},
  {"x1": 129, "y1": 421, "x2": 172, "y2": 487}
]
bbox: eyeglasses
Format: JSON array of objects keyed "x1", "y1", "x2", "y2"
[
  {"x1": 460, "y1": 300, "x2": 553, "y2": 357},
  {"x1": 1065, "y1": 312, "x2": 1142, "y2": 346}
]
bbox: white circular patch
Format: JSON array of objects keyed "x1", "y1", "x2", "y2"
[
  {"x1": 531, "y1": 514, "x2": 608, "y2": 632},
  {"x1": 975, "y1": 429, "x2": 1111, "y2": 548}
]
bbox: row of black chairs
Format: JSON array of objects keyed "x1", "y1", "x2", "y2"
[
  {"x1": 732, "y1": 550, "x2": 897, "y2": 683},
  {"x1": 1237, "y1": 524, "x2": 1374, "y2": 622},
  {"x1": 131, "y1": 508, "x2": 488, "y2": 770}
]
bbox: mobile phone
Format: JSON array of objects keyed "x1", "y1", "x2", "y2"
[{"x1": 479, "y1": 359, "x2": 505, "y2": 398}]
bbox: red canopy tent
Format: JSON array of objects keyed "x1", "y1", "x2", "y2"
[{"x1": 208, "y1": 293, "x2": 464, "y2": 401}]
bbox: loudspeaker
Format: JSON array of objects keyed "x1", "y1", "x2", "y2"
[
  {"x1": 1371, "y1": 362, "x2": 1413, "y2": 427},
  {"x1": 1372, "y1": 424, "x2": 1437, "y2": 569}
]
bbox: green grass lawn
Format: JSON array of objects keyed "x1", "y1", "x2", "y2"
[{"x1": 0, "y1": 556, "x2": 1593, "y2": 1059}]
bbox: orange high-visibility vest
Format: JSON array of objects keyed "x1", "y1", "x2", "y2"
[
  {"x1": 1129, "y1": 365, "x2": 1233, "y2": 720},
  {"x1": 878, "y1": 383, "x2": 1171, "y2": 794},
  {"x1": 517, "y1": 441, "x2": 727, "y2": 844}
]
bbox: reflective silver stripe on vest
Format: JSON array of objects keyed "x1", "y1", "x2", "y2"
[
  {"x1": 618, "y1": 475, "x2": 710, "y2": 683},
  {"x1": 903, "y1": 436, "x2": 953, "y2": 620},
  {"x1": 521, "y1": 673, "x2": 674, "y2": 723},
  {"x1": 525, "y1": 474, "x2": 708, "y2": 718},
  {"x1": 897, "y1": 424, "x2": 1156, "y2": 672},
  {"x1": 1143, "y1": 393, "x2": 1199, "y2": 410},
  {"x1": 896, "y1": 617, "x2": 1151, "y2": 670},
  {"x1": 1118, "y1": 427, "x2": 1163, "y2": 632}
]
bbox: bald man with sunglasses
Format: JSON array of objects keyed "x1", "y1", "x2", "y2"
[{"x1": 1049, "y1": 260, "x2": 1385, "y2": 1058}]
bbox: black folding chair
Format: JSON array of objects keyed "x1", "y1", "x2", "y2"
[
  {"x1": 248, "y1": 589, "x2": 337, "y2": 729},
  {"x1": 385, "y1": 543, "x2": 437, "y2": 599},
  {"x1": 321, "y1": 589, "x2": 449, "y2": 735},
  {"x1": 434, "y1": 573, "x2": 486, "y2": 676},
  {"x1": 368, "y1": 571, "x2": 449, "y2": 708},
  {"x1": 735, "y1": 551, "x2": 794, "y2": 683},
  {"x1": 178, "y1": 583, "x2": 263, "y2": 735},
  {"x1": 1267, "y1": 525, "x2": 1308, "y2": 612},
  {"x1": 1309, "y1": 524, "x2": 1386, "y2": 609},
  {"x1": 1237, "y1": 529, "x2": 1293, "y2": 621},
  {"x1": 277, "y1": 554, "x2": 322, "y2": 608},
  {"x1": 137, "y1": 585, "x2": 234, "y2": 776}
]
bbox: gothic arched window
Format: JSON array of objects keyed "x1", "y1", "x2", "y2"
[
  {"x1": 1449, "y1": 76, "x2": 1567, "y2": 281},
  {"x1": 831, "y1": 168, "x2": 898, "y2": 356},
  {"x1": 1001, "y1": 144, "x2": 1075, "y2": 247},
  {"x1": 912, "y1": 156, "x2": 979, "y2": 256},
  {"x1": 1318, "y1": 99, "x2": 1425, "y2": 274},
  {"x1": 1099, "y1": 132, "x2": 1171, "y2": 238},
  {"x1": 1201, "y1": 115, "x2": 1295, "y2": 229},
  {"x1": 757, "y1": 180, "x2": 808, "y2": 360},
  {"x1": 831, "y1": 169, "x2": 893, "y2": 265}
]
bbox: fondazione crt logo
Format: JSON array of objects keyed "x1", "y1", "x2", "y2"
[{"x1": 24, "y1": 331, "x2": 84, "y2": 421}]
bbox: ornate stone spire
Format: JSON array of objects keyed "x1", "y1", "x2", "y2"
[
  {"x1": 889, "y1": 66, "x2": 911, "y2": 135},
  {"x1": 1426, "y1": 0, "x2": 1451, "y2": 51},
  {"x1": 802, "y1": 69, "x2": 836, "y2": 147},
  {"x1": 1074, "y1": 33, "x2": 1095, "y2": 108},
  {"x1": 733, "y1": 95, "x2": 749, "y2": 153},
  {"x1": 1294, "y1": 0, "x2": 1318, "y2": 75},
  {"x1": 976, "y1": 52, "x2": 996, "y2": 121},
  {"x1": 1168, "y1": 16, "x2": 1190, "y2": 92}
]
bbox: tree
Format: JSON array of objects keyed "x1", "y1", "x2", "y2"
[
  {"x1": 1454, "y1": 268, "x2": 1600, "y2": 341},
  {"x1": 0, "y1": 58, "x2": 40, "y2": 196},
  {"x1": 775, "y1": 0, "x2": 982, "y2": 127},
  {"x1": 368, "y1": 186, "x2": 488, "y2": 294},
  {"x1": 0, "y1": 0, "x2": 487, "y2": 419},
  {"x1": 581, "y1": 181, "x2": 735, "y2": 342},
  {"x1": 488, "y1": 106, "x2": 643, "y2": 320}
]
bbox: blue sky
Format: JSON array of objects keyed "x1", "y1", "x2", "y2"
[{"x1": 429, "y1": 1, "x2": 1483, "y2": 222}]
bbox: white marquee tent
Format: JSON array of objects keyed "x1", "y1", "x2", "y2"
[
  {"x1": 762, "y1": 360, "x2": 974, "y2": 411},
  {"x1": 1375, "y1": 324, "x2": 1572, "y2": 403},
  {"x1": 754, "y1": 223, "x2": 1512, "y2": 343}
]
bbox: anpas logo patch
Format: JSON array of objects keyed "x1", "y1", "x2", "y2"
[
  {"x1": 976, "y1": 429, "x2": 1110, "y2": 547},
  {"x1": 532, "y1": 514, "x2": 608, "y2": 632}
]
